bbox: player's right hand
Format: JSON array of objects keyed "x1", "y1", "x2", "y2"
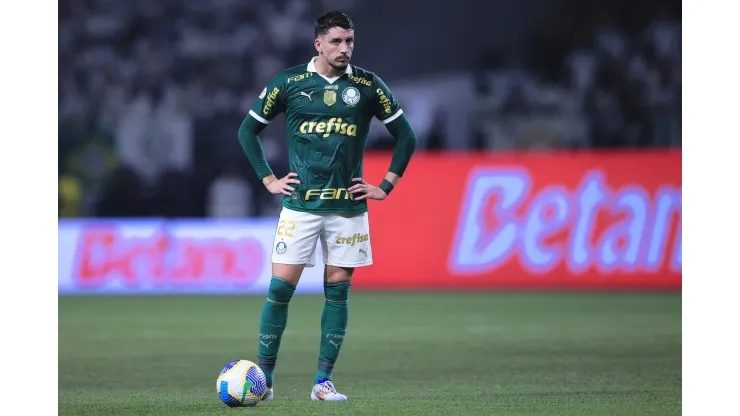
[{"x1": 265, "y1": 172, "x2": 301, "y2": 196}]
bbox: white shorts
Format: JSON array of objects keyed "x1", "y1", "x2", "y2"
[{"x1": 271, "y1": 207, "x2": 373, "y2": 268}]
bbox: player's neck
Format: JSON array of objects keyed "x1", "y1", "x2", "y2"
[{"x1": 314, "y1": 58, "x2": 345, "y2": 78}]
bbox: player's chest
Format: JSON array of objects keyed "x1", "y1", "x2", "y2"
[{"x1": 285, "y1": 81, "x2": 370, "y2": 116}]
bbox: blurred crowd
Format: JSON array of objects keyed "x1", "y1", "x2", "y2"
[
  {"x1": 59, "y1": 0, "x2": 361, "y2": 218},
  {"x1": 58, "y1": 0, "x2": 681, "y2": 219},
  {"x1": 472, "y1": 19, "x2": 681, "y2": 150}
]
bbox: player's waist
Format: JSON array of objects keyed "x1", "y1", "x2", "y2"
[
  {"x1": 297, "y1": 186, "x2": 357, "y2": 201},
  {"x1": 283, "y1": 186, "x2": 367, "y2": 214},
  {"x1": 281, "y1": 200, "x2": 367, "y2": 215}
]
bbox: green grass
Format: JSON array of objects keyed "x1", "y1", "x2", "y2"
[{"x1": 59, "y1": 293, "x2": 681, "y2": 415}]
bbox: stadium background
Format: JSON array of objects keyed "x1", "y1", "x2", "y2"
[{"x1": 58, "y1": 0, "x2": 681, "y2": 414}]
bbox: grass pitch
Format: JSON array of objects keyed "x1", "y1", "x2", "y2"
[{"x1": 59, "y1": 292, "x2": 681, "y2": 415}]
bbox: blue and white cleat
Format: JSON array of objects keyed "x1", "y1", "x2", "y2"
[{"x1": 310, "y1": 379, "x2": 348, "y2": 401}]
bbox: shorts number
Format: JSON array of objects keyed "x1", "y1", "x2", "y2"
[{"x1": 277, "y1": 220, "x2": 296, "y2": 238}]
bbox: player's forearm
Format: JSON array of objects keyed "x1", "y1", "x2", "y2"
[
  {"x1": 384, "y1": 114, "x2": 418, "y2": 177},
  {"x1": 238, "y1": 115, "x2": 274, "y2": 180}
]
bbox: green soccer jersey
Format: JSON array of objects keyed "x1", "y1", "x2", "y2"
[{"x1": 248, "y1": 57, "x2": 402, "y2": 214}]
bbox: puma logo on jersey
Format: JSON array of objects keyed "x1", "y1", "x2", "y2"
[
  {"x1": 359, "y1": 248, "x2": 368, "y2": 257},
  {"x1": 329, "y1": 340, "x2": 342, "y2": 350},
  {"x1": 300, "y1": 91, "x2": 314, "y2": 101},
  {"x1": 260, "y1": 340, "x2": 273, "y2": 348}
]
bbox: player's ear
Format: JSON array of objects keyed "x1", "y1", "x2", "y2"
[{"x1": 314, "y1": 38, "x2": 322, "y2": 54}]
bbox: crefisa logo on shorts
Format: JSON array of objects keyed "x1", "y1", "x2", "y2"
[
  {"x1": 335, "y1": 233, "x2": 369, "y2": 246},
  {"x1": 275, "y1": 241, "x2": 288, "y2": 254}
]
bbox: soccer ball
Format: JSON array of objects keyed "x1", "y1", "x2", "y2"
[{"x1": 216, "y1": 360, "x2": 268, "y2": 407}]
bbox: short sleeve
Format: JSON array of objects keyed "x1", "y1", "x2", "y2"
[
  {"x1": 372, "y1": 75, "x2": 403, "y2": 124},
  {"x1": 248, "y1": 74, "x2": 285, "y2": 124}
]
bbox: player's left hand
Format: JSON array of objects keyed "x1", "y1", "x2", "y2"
[{"x1": 348, "y1": 178, "x2": 387, "y2": 201}]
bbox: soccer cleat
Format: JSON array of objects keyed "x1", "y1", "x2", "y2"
[
  {"x1": 310, "y1": 379, "x2": 348, "y2": 401},
  {"x1": 262, "y1": 386, "x2": 273, "y2": 401}
]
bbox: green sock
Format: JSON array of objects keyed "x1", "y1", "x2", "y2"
[
  {"x1": 315, "y1": 281, "x2": 351, "y2": 384},
  {"x1": 258, "y1": 277, "x2": 296, "y2": 388}
]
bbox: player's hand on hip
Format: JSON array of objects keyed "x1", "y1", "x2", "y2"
[
  {"x1": 348, "y1": 177, "x2": 387, "y2": 201},
  {"x1": 266, "y1": 172, "x2": 301, "y2": 196}
]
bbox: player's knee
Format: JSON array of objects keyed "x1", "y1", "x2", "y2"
[
  {"x1": 325, "y1": 266, "x2": 353, "y2": 284},
  {"x1": 268, "y1": 277, "x2": 296, "y2": 304},
  {"x1": 323, "y1": 267, "x2": 352, "y2": 301},
  {"x1": 272, "y1": 263, "x2": 304, "y2": 287},
  {"x1": 324, "y1": 281, "x2": 351, "y2": 302}
]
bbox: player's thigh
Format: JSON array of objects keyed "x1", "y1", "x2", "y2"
[
  {"x1": 271, "y1": 208, "x2": 322, "y2": 285},
  {"x1": 320, "y1": 212, "x2": 373, "y2": 268}
]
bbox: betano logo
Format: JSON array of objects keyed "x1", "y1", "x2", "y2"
[
  {"x1": 305, "y1": 188, "x2": 354, "y2": 201},
  {"x1": 299, "y1": 118, "x2": 357, "y2": 138},
  {"x1": 336, "y1": 233, "x2": 369, "y2": 246}
]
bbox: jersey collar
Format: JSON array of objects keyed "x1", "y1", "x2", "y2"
[{"x1": 307, "y1": 56, "x2": 353, "y2": 76}]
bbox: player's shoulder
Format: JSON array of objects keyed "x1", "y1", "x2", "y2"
[
  {"x1": 283, "y1": 63, "x2": 311, "y2": 76},
  {"x1": 348, "y1": 65, "x2": 385, "y2": 87},
  {"x1": 270, "y1": 64, "x2": 312, "y2": 83}
]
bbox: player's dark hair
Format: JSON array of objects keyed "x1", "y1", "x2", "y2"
[{"x1": 315, "y1": 11, "x2": 354, "y2": 38}]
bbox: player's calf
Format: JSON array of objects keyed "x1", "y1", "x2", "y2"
[
  {"x1": 257, "y1": 277, "x2": 297, "y2": 388},
  {"x1": 315, "y1": 278, "x2": 351, "y2": 384}
]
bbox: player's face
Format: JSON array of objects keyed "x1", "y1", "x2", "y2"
[{"x1": 315, "y1": 27, "x2": 354, "y2": 71}]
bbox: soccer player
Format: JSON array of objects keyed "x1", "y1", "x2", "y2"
[{"x1": 237, "y1": 11, "x2": 417, "y2": 401}]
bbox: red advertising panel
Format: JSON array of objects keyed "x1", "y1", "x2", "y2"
[
  {"x1": 58, "y1": 220, "x2": 327, "y2": 295},
  {"x1": 354, "y1": 150, "x2": 681, "y2": 290}
]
